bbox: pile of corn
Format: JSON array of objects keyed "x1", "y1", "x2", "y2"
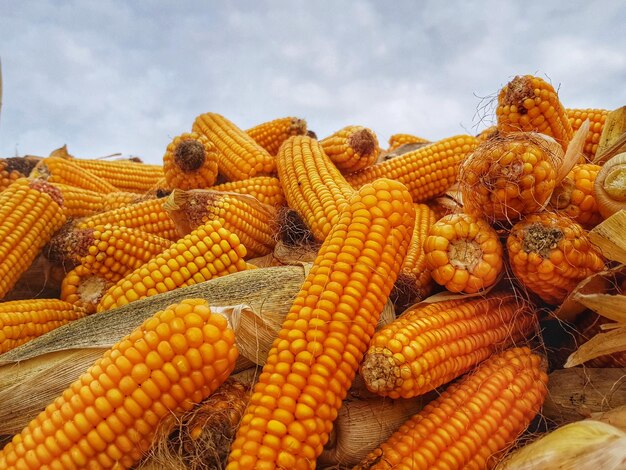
[{"x1": 0, "y1": 75, "x2": 625, "y2": 470}]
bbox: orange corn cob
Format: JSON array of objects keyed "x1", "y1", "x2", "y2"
[
  {"x1": 53, "y1": 184, "x2": 153, "y2": 218},
  {"x1": 97, "y1": 220, "x2": 248, "y2": 312},
  {"x1": 507, "y1": 212, "x2": 605, "y2": 305},
  {"x1": 387, "y1": 133, "x2": 430, "y2": 151},
  {"x1": 0, "y1": 299, "x2": 87, "y2": 354},
  {"x1": 246, "y1": 117, "x2": 307, "y2": 155},
  {"x1": 163, "y1": 132, "x2": 219, "y2": 190},
  {"x1": 0, "y1": 298, "x2": 238, "y2": 469},
  {"x1": 346, "y1": 135, "x2": 479, "y2": 202},
  {"x1": 31, "y1": 157, "x2": 119, "y2": 194},
  {"x1": 496, "y1": 75, "x2": 573, "y2": 151},
  {"x1": 61, "y1": 265, "x2": 113, "y2": 314},
  {"x1": 460, "y1": 133, "x2": 562, "y2": 223},
  {"x1": 192, "y1": 112, "x2": 275, "y2": 181},
  {"x1": 567, "y1": 108, "x2": 609, "y2": 160},
  {"x1": 276, "y1": 135, "x2": 355, "y2": 241},
  {"x1": 0, "y1": 179, "x2": 67, "y2": 299},
  {"x1": 424, "y1": 213, "x2": 503, "y2": 293},
  {"x1": 227, "y1": 179, "x2": 415, "y2": 469},
  {"x1": 550, "y1": 163, "x2": 603, "y2": 228},
  {"x1": 360, "y1": 293, "x2": 536, "y2": 399},
  {"x1": 69, "y1": 158, "x2": 164, "y2": 194},
  {"x1": 356, "y1": 347, "x2": 548, "y2": 470},
  {"x1": 212, "y1": 176, "x2": 285, "y2": 206},
  {"x1": 0, "y1": 157, "x2": 40, "y2": 192},
  {"x1": 319, "y1": 125, "x2": 379, "y2": 173}
]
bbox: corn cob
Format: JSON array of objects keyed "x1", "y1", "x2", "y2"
[
  {"x1": 356, "y1": 347, "x2": 548, "y2": 469},
  {"x1": 61, "y1": 265, "x2": 113, "y2": 314},
  {"x1": 0, "y1": 299, "x2": 87, "y2": 354},
  {"x1": 0, "y1": 157, "x2": 40, "y2": 192},
  {"x1": 97, "y1": 220, "x2": 248, "y2": 312},
  {"x1": 0, "y1": 298, "x2": 238, "y2": 469},
  {"x1": 550, "y1": 163, "x2": 603, "y2": 228},
  {"x1": 593, "y1": 153, "x2": 626, "y2": 219},
  {"x1": 476, "y1": 126, "x2": 498, "y2": 143},
  {"x1": 212, "y1": 176, "x2": 285, "y2": 206},
  {"x1": 31, "y1": 157, "x2": 119, "y2": 194},
  {"x1": 424, "y1": 213, "x2": 503, "y2": 293},
  {"x1": 361, "y1": 293, "x2": 536, "y2": 399},
  {"x1": 227, "y1": 179, "x2": 415, "y2": 469},
  {"x1": 319, "y1": 125, "x2": 379, "y2": 173},
  {"x1": 0, "y1": 179, "x2": 67, "y2": 299},
  {"x1": 507, "y1": 212, "x2": 605, "y2": 305},
  {"x1": 387, "y1": 133, "x2": 430, "y2": 151},
  {"x1": 460, "y1": 133, "x2": 562, "y2": 223},
  {"x1": 276, "y1": 135, "x2": 355, "y2": 241},
  {"x1": 346, "y1": 135, "x2": 479, "y2": 202},
  {"x1": 192, "y1": 112, "x2": 275, "y2": 181},
  {"x1": 69, "y1": 158, "x2": 164, "y2": 194},
  {"x1": 567, "y1": 108, "x2": 609, "y2": 160},
  {"x1": 163, "y1": 132, "x2": 219, "y2": 190},
  {"x1": 53, "y1": 184, "x2": 154, "y2": 218},
  {"x1": 246, "y1": 117, "x2": 307, "y2": 155},
  {"x1": 496, "y1": 75, "x2": 573, "y2": 151}
]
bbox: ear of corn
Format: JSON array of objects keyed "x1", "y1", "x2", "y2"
[
  {"x1": 319, "y1": 125, "x2": 379, "y2": 173},
  {"x1": 0, "y1": 298, "x2": 239, "y2": 469},
  {"x1": 68, "y1": 158, "x2": 165, "y2": 194},
  {"x1": 387, "y1": 133, "x2": 430, "y2": 151},
  {"x1": 567, "y1": 108, "x2": 609, "y2": 161},
  {"x1": 163, "y1": 132, "x2": 219, "y2": 190},
  {"x1": 61, "y1": 265, "x2": 113, "y2": 314},
  {"x1": 53, "y1": 184, "x2": 154, "y2": 218},
  {"x1": 246, "y1": 117, "x2": 307, "y2": 155},
  {"x1": 227, "y1": 179, "x2": 416, "y2": 469},
  {"x1": 31, "y1": 157, "x2": 119, "y2": 194},
  {"x1": 356, "y1": 347, "x2": 548, "y2": 470},
  {"x1": 0, "y1": 157, "x2": 40, "y2": 192},
  {"x1": 550, "y1": 163, "x2": 603, "y2": 228},
  {"x1": 212, "y1": 176, "x2": 285, "y2": 206}
]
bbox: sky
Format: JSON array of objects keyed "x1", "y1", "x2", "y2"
[{"x1": 0, "y1": 0, "x2": 625, "y2": 165}]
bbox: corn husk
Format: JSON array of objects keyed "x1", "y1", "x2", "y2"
[
  {"x1": 589, "y1": 209, "x2": 626, "y2": 265},
  {"x1": 592, "y1": 405, "x2": 626, "y2": 433},
  {"x1": 497, "y1": 420, "x2": 626, "y2": 470},
  {"x1": 595, "y1": 106, "x2": 626, "y2": 165},
  {"x1": 556, "y1": 118, "x2": 589, "y2": 183}
]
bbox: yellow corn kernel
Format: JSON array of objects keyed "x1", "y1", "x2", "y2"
[
  {"x1": 387, "y1": 133, "x2": 430, "y2": 152},
  {"x1": 212, "y1": 176, "x2": 285, "y2": 206},
  {"x1": 320, "y1": 125, "x2": 379, "y2": 173},
  {"x1": 567, "y1": 108, "x2": 609, "y2": 160},
  {"x1": 246, "y1": 117, "x2": 307, "y2": 156},
  {"x1": 69, "y1": 158, "x2": 164, "y2": 194},
  {"x1": 550, "y1": 163, "x2": 603, "y2": 228},
  {"x1": 31, "y1": 157, "x2": 119, "y2": 194}
]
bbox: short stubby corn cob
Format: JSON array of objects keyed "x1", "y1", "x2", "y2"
[
  {"x1": 319, "y1": 125, "x2": 379, "y2": 173},
  {"x1": 460, "y1": 133, "x2": 561, "y2": 223},
  {"x1": 0, "y1": 299, "x2": 87, "y2": 354},
  {"x1": 69, "y1": 158, "x2": 165, "y2": 194},
  {"x1": 163, "y1": 132, "x2": 219, "y2": 190},
  {"x1": 0, "y1": 178, "x2": 67, "y2": 299},
  {"x1": 507, "y1": 212, "x2": 605, "y2": 305},
  {"x1": 212, "y1": 176, "x2": 286, "y2": 206},
  {"x1": 97, "y1": 220, "x2": 248, "y2": 312},
  {"x1": 356, "y1": 347, "x2": 548, "y2": 470},
  {"x1": 550, "y1": 163, "x2": 603, "y2": 228},
  {"x1": 0, "y1": 157, "x2": 40, "y2": 192},
  {"x1": 53, "y1": 184, "x2": 154, "y2": 218},
  {"x1": 387, "y1": 133, "x2": 430, "y2": 152},
  {"x1": 346, "y1": 135, "x2": 479, "y2": 202},
  {"x1": 31, "y1": 157, "x2": 119, "y2": 194},
  {"x1": 496, "y1": 75, "x2": 573, "y2": 152},
  {"x1": 61, "y1": 265, "x2": 113, "y2": 314},
  {"x1": 0, "y1": 298, "x2": 239, "y2": 469},
  {"x1": 567, "y1": 108, "x2": 609, "y2": 160},
  {"x1": 360, "y1": 293, "x2": 536, "y2": 399},
  {"x1": 192, "y1": 112, "x2": 275, "y2": 181},
  {"x1": 424, "y1": 213, "x2": 504, "y2": 293},
  {"x1": 246, "y1": 117, "x2": 307, "y2": 155},
  {"x1": 227, "y1": 179, "x2": 416, "y2": 470},
  {"x1": 276, "y1": 135, "x2": 356, "y2": 241}
]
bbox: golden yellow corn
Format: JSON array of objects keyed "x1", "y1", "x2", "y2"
[
  {"x1": 61, "y1": 265, "x2": 113, "y2": 314},
  {"x1": 387, "y1": 133, "x2": 430, "y2": 151},
  {"x1": 52, "y1": 184, "x2": 153, "y2": 218},
  {"x1": 567, "y1": 108, "x2": 609, "y2": 160},
  {"x1": 246, "y1": 117, "x2": 307, "y2": 155},
  {"x1": 69, "y1": 158, "x2": 164, "y2": 194},
  {"x1": 163, "y1": 132, "x2": 219, "y2": 190},
  {"x1": 319, "y1": 125, "x2": 379, "y2": 173},
  {"x1": 212, "y1": 176, "x2": 285, "y2": 206},
  {"x1": 550, "y1": 163, "x2": 603, "y2": 228},
  {"x1": 31, "y1": 157, "x2": 119, "y2": 194}
]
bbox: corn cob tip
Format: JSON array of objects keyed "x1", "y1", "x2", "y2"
[
  {"x1": 4, "y1": 157, "x2": 40, "y2": 176},
  {"x1": 360, "y1": 353, "x2": 399, "y2": 394},
  {"x1": 521, "y1": 222, "x2": 563, "y2": 258},
  {"x1": 501, "y1": 75, "x2": 532, "y2": 109},
  {"x1": 174, "y1": 139, "x2": 206, "y2": 172},
  {"x1": 45, "y1": 223, "x2": 93, "y2": 266},
  {"x1": 348, "y1": 128, "x2": 377, "y2": 157}
]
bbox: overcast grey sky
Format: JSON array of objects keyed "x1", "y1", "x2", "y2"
[{"x1": 1, "y1": 1, "x2": 625, "y2": 165}]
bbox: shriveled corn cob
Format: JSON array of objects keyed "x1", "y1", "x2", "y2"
[
  {"x1": 61, "y1": 265, "x2": 113, "y2": 314},
  {"x1": 360, "y1": 293, "x2": 536, "y2": 399},
  {"x1": 319, "y1": 125, "x2": 379, "y2": 173},
  {"x1": 276, "y1": 135, "x2": 355, "y2": 241},
  {"x1": 97, "y1": 220, "x2": 248, "y2": 312},
  {"x1": 192, "y1": 112, "x2": 275, "y2": 181},
  {"x1": 0, "y1": 299, "x2": 86, "y2": 354},
  {"x1": 550, "y1": 163, "x2": 603, "y2": 228},
  {"x1": 346, "y1": 135, "x2": 479, "y2": 202},
  {"x1": 227, "y1": 179, "x2": 416, "y2": 470},
  {"x1": 0, "y1": 157, "x2": 40, "y2": 192},
  {"x1": 567, "y1": 108, "x2": 609, "y2": 160},
  {"x1": 53, "y1": 184, "x2": 154, "y2": 218},
  {"x1": 0, "y1": 178, "x2": 67, "y2": 299},
  {"x1": 69, "y1": 158, "x2": 164, "y2": 193},
  {"x1": 212, "y1": 176, "x2": 285, "y2": 206},
  {"x1": 387, "y1": 133, "x2": 430, "y2": 151},
  {"x1": 163, "y1": 132, "x2": 219, "y2": 190},
  {"x1": 31, "y1": 157, "x2": 119, "y2": 194},
  {"x1": 496, "y1": 75, "x2": 573, "y2": 151},
  {"x1": 424, "y1": 213, "x2": 503, "y2": 293},
  {"x1": 356, "y1": 347, "x2": 548, "y2": 470},
  {"x1": 507, "y1": 212, "x2": 605, "y2": 305},
  {"x1": 246, "y1": 117, "x2": 307, "y2": 155},
  {"x1": 0, "y1": 298, "x2": 238, "y2": 469}
]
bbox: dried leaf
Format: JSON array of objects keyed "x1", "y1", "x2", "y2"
[
  {"x1": 589, "y1": 210, "x2": 626, "y2": 264},
  {"x1": 565, "y1": 326, "x2": 626, "y2": 368},
  {"x1": 575, "y1": 292, "x2": 626, "y2": 323},
  {"x1": 556, "y1": 119, "x2": 589, "y2": 184}
]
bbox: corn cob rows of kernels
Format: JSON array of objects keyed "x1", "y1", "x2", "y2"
[
  {"x1": 246, "y1": 116, "x2": 308, "y2": 155},
  {"x1": 162, "y1": 132, "x2": 219, "y2": 190},
  {"x1": 319, "y1": 125, "x2": 380, "y2": 173},
  {"x1": 387, "y1": 133, "x2": 430, "y2": 151}
]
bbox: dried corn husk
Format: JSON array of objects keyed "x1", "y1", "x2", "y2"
[
  {"x1": 594, "y1": 106, "x2": 626, "y2": 164},
  {"x1": 589, "y1": 209, "x2": 626, "y2": 264},
  {"x1": 592, "y1": 405, "x2": 626, "y2": 432}
]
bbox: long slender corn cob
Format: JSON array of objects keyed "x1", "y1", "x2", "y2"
[
  {"x1": 163, "y1": 132, "x2": 219, "y2": 190},
  {"x1": 567, "y1": 108, "x2": 609, "y2": 160},
  {"x1": 360, "y1": 293, "x2": 536, "y2": 399},
  {"x1": 319, "y1": 125, "x2": 379, "y2": 173},
  {"x1": 227, "y1": 179, "x2": 416, "y2": 469},
  {"x1": 507, "y1": 212, "x2": 605, "y2": 305},
  {"x1": 61, "y1": 265, "x2": 113, "y2": 314},
  {"x1": 53, "y1": 184, "x2": 154, "y2": 218},
  {"x1": 496, "y1": 75, "x2": 573, "y2": 151},
  {"x1": 276, "y1": 135, "x2": 356, "y2": 241},
  {"x1": 246, "y1": 117, "x2": 307, "y2": 156},
  {"x1": 192, "y1": 113, "x2": 275, "y2": 181},
  {"x1": 356, "y1": 347, "x2": 548, "y2": 469},
  {"x1": 0, "y1": 298, "x2": 239, "y2": 469},
  {"x1": 550, "y1": 163, "x2": 603, "y2": 228},
  {"x1": 69, "y1": 158, "x2": 164, "y2": 194},
  {"x1": 0, "y1": 299, "x2": 87, "y2": 354},
  {"x1": 387, "y1": 133, "x2": 430, "y2": 152},
  {"x1": 0, "y1": 157, "x2": 40, "y2": 192},
  {"x1": 31, "y1": 157, "x2": 119, "y2": 194},
  {"x1": 212, "y1": 176, "x2": 285, "y2": 206},
  {"x1": 345, "y1": 135, "x2": 478, "y2": 202},
  {"x1": 0, "y1": 179, "x2": 67, "y2": 299},
  {"x1": 97, "y1": 220, "x2": 248, "y2": 312}
]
